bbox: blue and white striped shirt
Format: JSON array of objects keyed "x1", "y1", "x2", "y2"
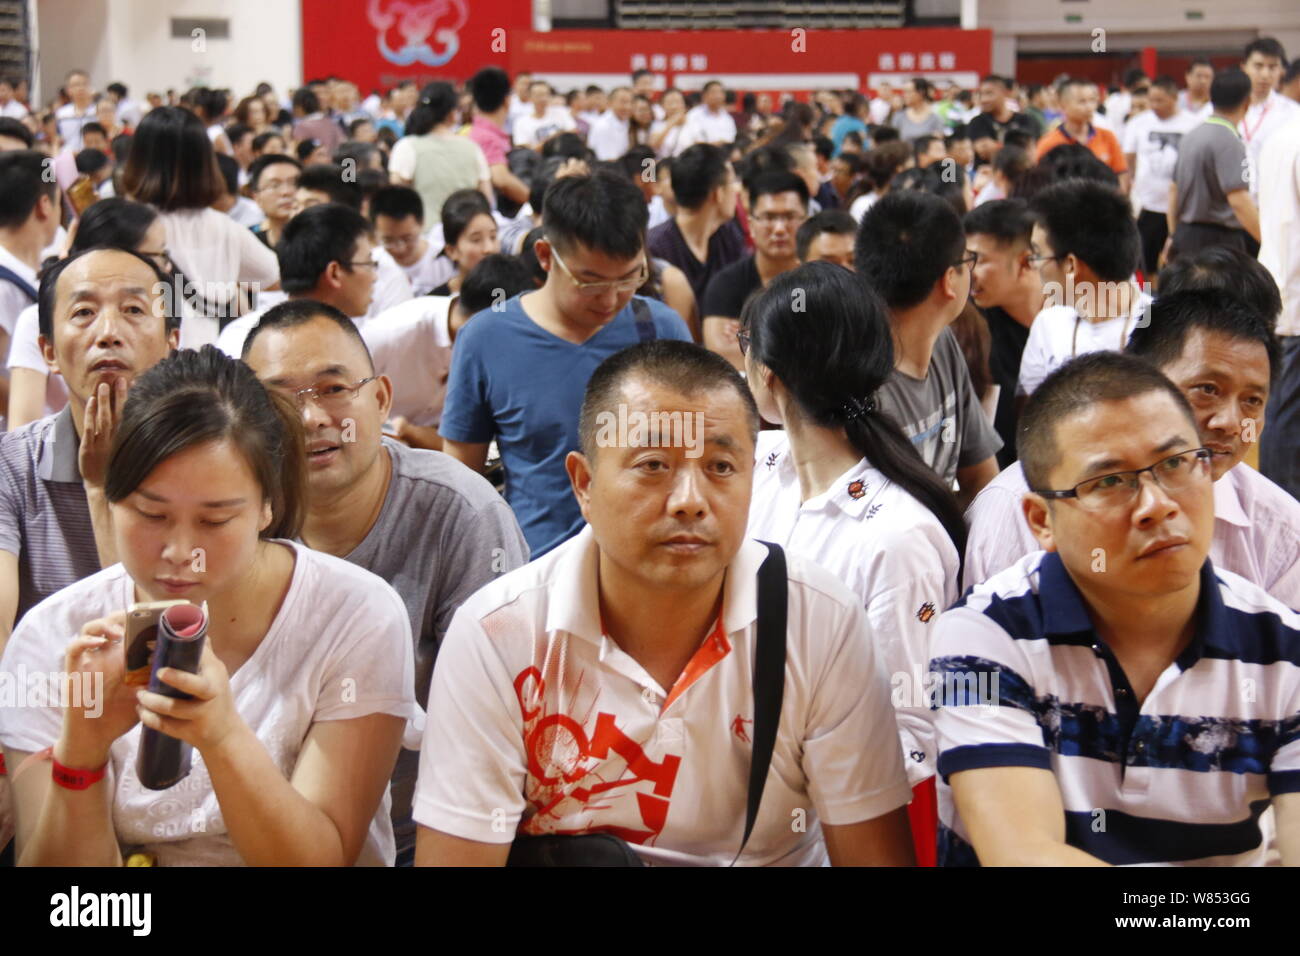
[{"x1": 931, "y1": 550, "x2": 1300, "y2": 866}]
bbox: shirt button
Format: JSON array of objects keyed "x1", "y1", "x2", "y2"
[{"x1": 1116, "y1": 687, "x2": 1128, "y2": 696}]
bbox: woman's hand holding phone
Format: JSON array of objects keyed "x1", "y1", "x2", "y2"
[
  {"x1": 56, "y1": 612, "x2": 142, "y2": 768},
  {"x1": 135, "y1": 640, "x2": 242, "y2": 756}
]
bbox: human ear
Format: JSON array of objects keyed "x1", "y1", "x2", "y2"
[{"x1": 1022, "y1": 493, "x2": 1057, "y2": 553}]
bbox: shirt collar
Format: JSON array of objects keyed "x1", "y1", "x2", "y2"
[
  {"x1": 763, "y1": 435, "x2": 883, "y2": 520},
  {"x1": 1212, "y1": 466, "x2": 1250, "y2": 529},
  {"x1": 1037, "y1": 550, "x2": 1232, "y2": 664},
  {"x1": 544, "y1": 524, "x2": 769, "y2": 642},
  {"x1": 36, "y1": 404, "x2": 83, "y2": 483}
]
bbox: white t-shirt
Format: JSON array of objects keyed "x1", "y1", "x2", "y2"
[
  {"x1": 398, "y1": 241, "x2": 455, "y2": 296},
  {"x1": 1242, "y1": 91, "x2": 1300, "y2": 199},
  {"x1": 160, "y1": 207, "x2": 279, "y2": 334},
  {"x1": 587, "y1": 112, "x2": 631, "y2": 161},
  {"x1": 0, "y1": 541, "x2": 416, "y2": 866},
  {"x1": 1258, "y1": 114, "x2": 1300, "y2": 337},
  {"x1": 1017, "y1": 290, "x2": 1152, "y2": 396},
  {"x1": 676, "y1": 105, "x2": 737, "y2": 154},
  {"x1": 414, "y1": 525, "x2": 913, "y2": 866},
  {"x1": 0, "y1": 244, "x2": 38, "y2": 337},
  {"x1": 1123, "y1": 110, "x2": 1198, "y2": 213},
  {"x1": 512, "y1": 107, "x2": 575, "y2": 149},
  {"x1": 0, "y1": 100, "x2": 27, "y2": 119},
  {"x1": 360, "y1": 295, "x2": 453, "y2": 428},
  {"x1": 747, "y1": 431, "x2": 959, "y2": 786},
  {"x1": 4, "y1": 304, "x2": 69, "y2": 417},
  {"x1": 848, "y1": 192, "x2": 879, "y2": 223},
  {"x1": 368, "y1": 247, "x2": 415, "y2": 318},
  {"x1": 54, "y1": 102, "x2": 96, "y2": 152}
]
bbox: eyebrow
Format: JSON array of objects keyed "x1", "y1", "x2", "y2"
[
  {"x1": 68, "y1": 285, "x2": 151, "y2": 301},
  {"x1": 1080, "y1": 435, "x2": 1192, "y2": 476},
  {"x1": 137, "y1": 489, "x2": 248, "y2": 508},
  {"x1": 263, "y1": 364, "x2": 350, "y2": 387},
  {"x1": 577, "y1": 263, "x2": 643, "y2": 280}
]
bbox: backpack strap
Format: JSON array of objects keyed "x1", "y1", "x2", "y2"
[
  {"x1": 0, "y1": 265, "x2": 37, "y2": 303},
  {"x1": 631, "y1": 296, "x2": 656, "y2": 343}
]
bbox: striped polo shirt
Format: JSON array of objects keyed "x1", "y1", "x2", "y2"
[
  {"x1": 930, "y1": 550, "x2": 1300, "y2": 866},
  {"x1": 0, "y1": 406, "x2": 99, "y2": 626}
]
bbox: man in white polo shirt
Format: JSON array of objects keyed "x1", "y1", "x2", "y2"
[
  {"x1": 1018, "y1": 179, "x2": 1149, "y2": 398},
  {"x1": 414, "y1": 340, "x2": 916, "y2": 866},
  {"x1": 676, "y1": 81, "x2": 738, "y2": 155},
  {"x1": 934, "y1": 350, "x2": 1300, "y2": 866},
  {"x1": 965, "y1": 287, "x2": 1299, "y2": 604}
]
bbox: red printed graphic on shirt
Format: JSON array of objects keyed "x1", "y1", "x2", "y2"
[{"x1": 513, "y1": 665, "x2": 683, "y2": 845}]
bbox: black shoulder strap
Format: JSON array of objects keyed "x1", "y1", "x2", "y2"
[
  {"x1": 631, "y1": 296, "x2": 656, "y2": 343},
  {"x1": 0, "y1": 265, "x2": 37, "y2": 302},
  {"x1": 736, "y1": 541, "x2": 787, "y2": 862}
]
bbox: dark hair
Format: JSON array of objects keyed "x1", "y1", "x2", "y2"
[
  {"x1": 1285, "y1": 60, "x2": 1300, "y2": 85},
  {"x1": 1188, "y1": 57, "x2": 1214, "y2": 72},
  {"x1": 0, "y1": 149, "x2": 58, "y2": 228},
  {"x1": 459, "y1": 253, "x2": 535, "y2": 315},
  {"x1": 214, "y1": 152, "x2": 239, "y2": 194},
  {"x1": 980, "y1": 74, "x2": 1010, "y2": 90},
  {"x1": 296, "y1": 139, "x2": 322, "y2": 162},
  {"x1": 543, "y1": 169, "x2": 648, "y2": 260},
  {"x1": 369, "y1": 185, "x2": 423, "y2": 224},
  {"x1": 1243, "y1": 37, "x2": 1287, "y2": 64},
  {"x1": 251, "y1": 130, "x2": 284, "y2": 154},
  {"x1": 441, "y1": 188, "x2": 493, "y2": 248},
  {"x1": 540, "y1": 131, "x2": 592, "y2": 162},
  {"x1": 81, "y1": 121, "x2": 107, "y2": 139},
  {"x1": 0, "y1": 116, "x2": 34, "y2": 147},
  {"x1": 277, "y1": 203, "x2": 372, "y2": 293},
  {"x1": 912, "y1": 134, "x2": 942, "y2": 162},
  {"x1": 1158, "y1": 245, "x2": 1282, "y2": 322},
  {"x1": 72, "y1": 197, "x2": 158, "y2": 252},
  {"x1": 37, "y1": 246, "x2": 176, "y2": 344},
  {"x1": 619, "y1": 144, "x2": 657, "y2": 182},
  {"x1": 670, "y1": 143, "x2": 731, "y2": 210},
  {"x1": 518, "y1": 226, "x2": 548, "y2": 285},
  {"x1": 909, "y1": 77, "x2": 934, "y2": 100},
  {"x1": 743, "y1": 263, "x2": 966, "y2": 551},
  {"x1": 1029, "y1": 178, "x2": 1139, "y2": 281},
  {"x1": 1126, "y1": 289, "x2": 1280, "y2": 383},
  {"x1": 192, "y1": 87, "x2": 230, "y2": 123},
  {"x1": 348, "y1": 117, "x2": 374, "y2": 138},
  {"x1": 1211, "y1": 68, "x2": 1252, "y2": 112},
  {"x1": 107, "y1": 82, "x2": 127, "y2": 98},
  {"x1": 247, "y1": 153, "x2": 301, "y2": 192},
  {"x1": 1122, "y1": 68, "x2": 1149, "y2": 89},
  {"x1": 1019, "y1": 351, "x2": 1198, "y2": 492},
  {"x1": 855, "y1": 190, "x2": 965, "y2": 310},
  {"x1": 578, "y1": 340, "x2": 759, "y2": 459},
  {"x1": 963, "y1": 197, "x2": 1034, "y2": 246},
  {"x1": 469, "y1": 67, "x2": 511, "y2": 113},
  {"x1": 333, "y1": 140, "x2": 381, "y2": 171},
  {"x1": 747, "y1": 170, "x2": 809, "y2": 210},
  {"x1": 122, "y1": 106, "x2": 224, "y2": 210},
  {"x1": 105, "y1": 345, "x2": 306, "y2": 540},
  {"x1": 1038, "y1": 143, "x2": 1119, "y2": 187},
  {"x1": 993, "y1": 144, "x2": 1035, "y2": 196},
  {"x1": 796, "y1": 209, "x2": 856, "y2": 260},
  {"x1": 299, "y1": 163, "x2": 361, "y2": 209},
  {"x1": 242, "y1": 298, "x2": 373, "y2": 371},
  {"x1": 1150, "y1": 75, "x2": 1179, "y2": 96},
  {"x1": 528, "y1": 155, "x2": 571, "y2": 214},
  {"x1": 292, "y1": 87, "x2": 321, "y2": 116},
  {"x1": 406, "y1": 81, "x2": 457, "y2": 135},
  {"x1": 225, "y1": 122, "x2": 253, "y2": 148},
  {"x1": 811, "y1": 135, "x2": 833, "y2": 162}
]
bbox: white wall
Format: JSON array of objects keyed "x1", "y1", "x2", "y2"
[{"x1": 35, "y1": 0, "x2": 302, "y2": 108}]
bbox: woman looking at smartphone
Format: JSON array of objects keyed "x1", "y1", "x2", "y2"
[{"x1": 0, "y1": 345, "x2": 415, "y2": 866}]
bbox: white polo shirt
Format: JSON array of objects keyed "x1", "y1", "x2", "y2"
[
  {"x1": 746, "y1": 431, "x2": 960, "y2": 785},
  {"x1": 1016, "y1": 289, "x2": 1151, "y2": 397},
  {"x1": 1259, "y1": 114, "x2": 1300, "y2": 337},
  {"x1": 414, "y1": 525, "x2": 913, "y2": 866},
  {"x1": 932, "y1": 549, "x2": 1300, "y2": 866},
  {"x1": 360, "y1": 294, "x2": 452, "y2": 428},
  {"x1": 962, "y1": 461, "x2": 1300, "y2": 608},
  {"x1": 676, "y1": 105, "x2": 738, "y2": 154}
]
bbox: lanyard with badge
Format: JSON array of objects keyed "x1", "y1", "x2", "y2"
[{"x1": 1240, "y1": 100, "x2": 1270, "y2": 143}]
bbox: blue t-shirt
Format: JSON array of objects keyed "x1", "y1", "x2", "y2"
[
  {"x1": 830, "y1": 115, "x2": 869, "y2": 156},
  {"x1": 439, "y1": 294, "x2": 692, "y2": 557}
]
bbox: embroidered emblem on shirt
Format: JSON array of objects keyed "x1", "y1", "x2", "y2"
[
  {"x1": 909, "y1": 750, "x2": 926, "y2": 763},
  {"x1": 916, "y1": 602, "x2": 936, "y2": 623},
  {"x1": 731, "y1": 714, "x2": 753, "y2": 743},
  {"x1": 765, "y1": 451, "x2": 779, "y2": 470},
  {"x1": 866, "y1": 503, "x2": 883, "y2": 519},
  {"x1": 847, "y1": 479, "x2": 867, "y2": 499}
]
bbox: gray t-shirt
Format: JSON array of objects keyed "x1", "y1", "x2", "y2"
[
  {"x1": 1172, "y1": 120, "x2": 1249, "y2": 228},
  {"x1": 876, "y1": 328, "x2": 1003, "y2": 487},
  {"x1": 0, "y1": 406, "x2": 99, "y2": 627},
  {"x1": 891, "y1": 109, "x2": 944, "y2": 143},
  {"x1": 341, "y1": 437, "x2": 529, "y2": 858}
]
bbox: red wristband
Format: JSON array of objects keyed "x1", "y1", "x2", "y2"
[
  {"x1": 0, "y1": 751, "x2": 6, "y2": 775},
  {"x1": 51, "y1": 755, "x2": 108, "y2": 790}
]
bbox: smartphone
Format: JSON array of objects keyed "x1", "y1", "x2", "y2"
[{"x1": 124, "y1": 600, "x2": 189, "y2": 686}]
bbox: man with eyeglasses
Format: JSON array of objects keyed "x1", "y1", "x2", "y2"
[
  {"x1": 240, "y1": 299, "x2": 527, "y2": 866},
  {"x1": 965, "y1": 289, "x2": 1299, "y2": 604},
  {"x1": 439, "y1": 170, "x2": 692, "y2": 557},
  {"x1": 247, "y1": 153, "x2": 303, "y2": 251},
  {"x1": 933, "y1": 349, "x2": 1300, "y2": 866},
  {"x1": 368, "y1": 185, "x2": 454, "y2": 296},
  {"x1": 1017, "y1": 178, "x2": 1149, "y2": 399},
  {"x1": 701, "y1": 171, "x2": 809, "y2": 371}
]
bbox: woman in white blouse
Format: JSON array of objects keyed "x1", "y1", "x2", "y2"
[
  {"x1": 740, "y1": 262, "x2": 967, "y2": 862},
  {"x1": 122, "y1": 107, "x2": 278, "y2": 343},
  {"x1": 1, "y1": 347, "x2": 414, "y2": 865}
]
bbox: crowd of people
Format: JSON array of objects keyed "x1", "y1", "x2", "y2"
[{"x1": 0, "y1": 35, "x2": 1298, "y2": 868}]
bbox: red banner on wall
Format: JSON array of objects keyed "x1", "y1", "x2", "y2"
[{"x1": 303, "y1": 2, "x2": 991, "y2": 95}]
